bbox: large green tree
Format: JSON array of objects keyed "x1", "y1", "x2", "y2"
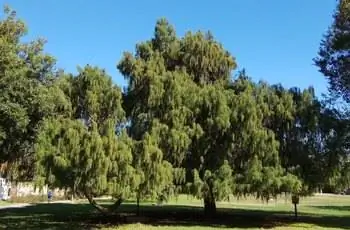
[
  {"x1": 315, "y1": 0, "x2": 350, "y2": 192},
  {"x1": 227, "y1": 73, "x2": 302, "y2": 200},
  {"x1": 0, "y1": 6, "x2": 60, "y2": 181},
  {"x1": 118, "y1": 19, "x2": 301, "y2": 216},
  {"x1": 318, "y1": 102, "x2": 350, "y2": 193}
]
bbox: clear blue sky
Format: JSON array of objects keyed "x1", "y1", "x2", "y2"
[{"x1": 2, "y1": 0, "x2": 336, "y2": 96}]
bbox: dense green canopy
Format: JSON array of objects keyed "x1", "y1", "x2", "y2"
[
  {"x1": 35, "y1": 66, "x2": 138, "y2": 212},
  {"x1": 0, "y1": 6, "x2": 60, "y2": 181},
  {"x1": 314, "y1": 0, "x2": 350, "y2": 192},
  {"x1": 0, "y1": 5, "x2": 349, "y2": 217}
]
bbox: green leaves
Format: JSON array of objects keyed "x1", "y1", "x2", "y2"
[
  {"x1": 72, "y1": 65, "x2": 125, "y2": 127},
  {"x1": 0, "y1": 6, "x2": 57, "y2": 180},
  {"x1": 119, "y1": 18, "x2": 300, "y2": 212},
  {"x1": 314, "y1": 0, "x2": 350, "y2": 102},
  {"x1": 34, "y1": 65, "x2": 137, "y2": 212},
  {"x1": 1, "y1": 8, "x2": 348, "y2": 215},
  {"x1": 213, "y1": 160, "x2": 234, "y2": 201}
]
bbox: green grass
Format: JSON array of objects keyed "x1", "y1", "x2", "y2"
[
  {"x1": 9, "y1": 195, "x2": 67, "y2": 204},
  {"x1": 0, "y1": 194, "x2": 349, "y2": 229},
  {"x1": 107, "y1": 223, "x2": 344, "y2": 230},
  {"x1": 0, "y1": 200, "x2": 10, "y2": 206}
]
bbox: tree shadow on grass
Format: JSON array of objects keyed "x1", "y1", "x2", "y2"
[
  {"x1": 310, "y1": 205, "x2": 350, "y2": 212},
  {"x1": 0, "y1": 203, "x2": 349, "y2": 229},
  {"x1": 94, "y1": 204, "x2": 350, "y2": 230},
  {"x1": 0, "y1": 203, "x2": 95, "y2": 230}
]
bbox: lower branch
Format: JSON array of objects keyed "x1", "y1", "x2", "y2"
[
  {"x1": 85, "y1": 192, "x2": 108, "y2": 214},
  {"x1": 84, "y1": 192, "x2": 123, "y2": 215},
  {"x1": 109, "y1": 196, "x2": 123, "y2": 213}
]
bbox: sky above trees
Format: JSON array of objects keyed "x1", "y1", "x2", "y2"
[{"x1": 2, "y1": 0, "x2": 337, "y2": 96}]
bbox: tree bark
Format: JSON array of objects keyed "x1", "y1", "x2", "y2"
[
  {"x1": 85, "y1": 192, "x2": 108, "y2": 214},
  {"x1": 10, "y1": 180, "x2": 18, "y2": 199},
  {"x1": 203, "y1": 183, "x2": 216, "y2": 217},
  {"x1": 204, "y1": 195, "x2": 216, "y2": 217},
  {"x1": 284, "y1": 192, "x2": 288, "y2": 204},
  {"x1": 109, "y1": 197, "x2": 123, "y2": 212},
  {"x1": 71, "y1": 184, "x2": 75, "y2": 201}
]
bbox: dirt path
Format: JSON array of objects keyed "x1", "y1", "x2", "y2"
[
  {"x1": 0, "y1": 200, "x2": 74, "y2": 210},
  {"x1": 0, "y1": 203, "x2": 32, "y2": 209}
]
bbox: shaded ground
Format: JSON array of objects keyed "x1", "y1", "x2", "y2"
[
  {"x1": 311, "y1": 205, "x2": 350, "y2": 212},
  {"x1": 0, "y1": 195, "x2": 349, "y2": 229},
  {"x1": 0, "y1": 203, "x2": 31, "y2": 209}
]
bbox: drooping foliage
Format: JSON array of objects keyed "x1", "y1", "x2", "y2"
[
  {"x1": 35, "y1": 66, "x2": 138, "y2": 213},
  {"x1": 118, "y1": 19, "x2": 305, "y2": 215},
  {"x1": 1, "y1": 5, "x2": 349, "y2": 217}
]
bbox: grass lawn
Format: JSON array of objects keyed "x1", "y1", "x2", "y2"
[
  {"x1": 108, "y1": 223, "x2": 344, "y2": 230},
  {"x1": 0, "y1": 200, "x2": 10, "y2": 206},
  {"x1": 0, "y1": 194, "x2": 349, "y2": 229},
  {"x1": 0, "y1": 201, "x2": 6, "y2": 206}
]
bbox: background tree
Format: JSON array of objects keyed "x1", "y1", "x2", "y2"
[
  {"x1": 315, "y1": 0, "x2": 350, "y2": 192},
  {"x1": 314, "y1": 0, "x2": 350, "y2": 102},
  {"x1": 259, "y1": 84, "x2": 323, "y2": 194},
  {"x1": 132, "y1": 121, "x2": 173, "y2": 215},
  {"x1": 318, "y1": 104, "x2": 350, "y2": 193},
  {"x1": 35, "y1": 66, "x2": 138, "y2": 213},
  {"x1": 0, "y1": 6, "x2": 60, "y2": 183},
  {"x1": 228, "y1": 74, "x2": 301, "y2": 201}
]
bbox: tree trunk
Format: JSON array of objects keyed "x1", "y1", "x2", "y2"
[
  {"x1": 204, "y1": 195, "x2": 216, "y2": 217},
  {"x1": 203, "y1": 182, "x2": 216, "y2": 217},
  {"x1": 203, "y1": 178, "x2": 216, "y2": 217},
  {"x1": 70, "y1": 184, "x2": 75, "y2": 201},
  {"x1": 109, "y1": 197, "x2": 123, "y2": 212},
  {"x1": 85, "y1": 193, "x2": 108, "y2": 214},
  {"x1": 284, "y1": 192, "x2": 287, "y2": 204},
  {"x1": 10, "y1": 181, "x2": 18, "y2": 199},
  {"x1": 136, "y1": 193, "x2": 140, "y2": 216}
]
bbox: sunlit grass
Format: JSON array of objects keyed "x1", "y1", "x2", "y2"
[
  {"x1": 102, "y1": 194, "x2": 350, "y2": 230},
  {"x1": 0, "y1": 194, "x2": 349, "y2": 229},
  {"x1": 107, "y1": 223, "x2": 344, "y2": 230},
  {"x1": 0, "y1": 200, "x2": 10, "y2": 206}
]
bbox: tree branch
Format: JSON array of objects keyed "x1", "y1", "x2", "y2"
[{"x1": 84, "y1": 191, "x2": 123, "y2": 214}]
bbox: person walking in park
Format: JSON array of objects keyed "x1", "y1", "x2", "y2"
[{"x1": 47, "y1": 190, "x2": 53, "y2": 203}]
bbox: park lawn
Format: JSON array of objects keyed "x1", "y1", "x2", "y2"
[
  {"x1": 0, "y1": 200, "x2": 10, "y2": 206},
  {"x1": 108, "y1": 223, "x2": 342, "y2": 230},
  {"x1": 104, "y1": 195, "x2": 350, "y2": 230},
  {"x1": 0, "y1": 194, "x2": 349, "y2": 229}
]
